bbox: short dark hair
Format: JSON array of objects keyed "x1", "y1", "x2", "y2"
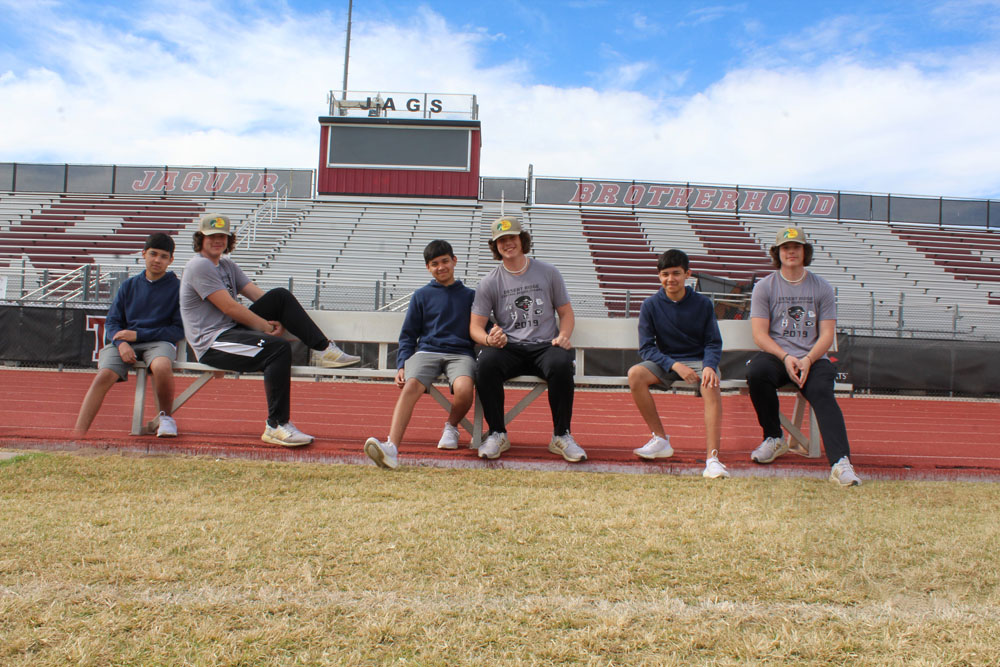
[
  {"x1": 192, "y1": 231, "x2": 236, "y2": 254},
  {"x1": 657, "y1": 249, "x2": 689, "y2": 272},
  {"x1": 144, "y1": 232, "x2": 175, "y2": 255},
  {"x1": 769, "y1": 243, "x2": 813, "y2": 268},
  {"x1": 488, "y1": 231, "x2": 532, "y2": 260},
  {"x1": 423, "y1": 239, "x2": 455, "y2": 263}
]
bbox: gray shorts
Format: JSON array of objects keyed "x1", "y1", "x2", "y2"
[
  {"x1": 404, "y1": 351, "x2": 475, "y2": 390},
  {"x1": 98, "y1": 340, "x2": 177, "y2": 381},
  {"x1": 637, "y1": 359, "x2": 718, "y2": 394}
]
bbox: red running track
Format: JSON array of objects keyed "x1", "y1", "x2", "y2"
[{"x1": 1, "y1": 369, "x2": 998, "y2": 481}]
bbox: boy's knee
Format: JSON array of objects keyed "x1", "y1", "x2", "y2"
[
  {"x1": 627, "y1": 364, "x2": 652, "y2": 388},
  {"x1": 95, "y1": 368, "x2": 121, "y2": 387},
  {"x1": 401, "y1": 377, "x2": 426, "y2": 395},
  {"x1": 453, "y1": 377, "x2": 474, "y2": 398},
  {"x1": 149, "y1": 356, "x2": 173, "y2": 373}
]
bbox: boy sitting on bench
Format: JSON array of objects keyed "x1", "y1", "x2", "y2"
[
  {"x1": 74, "y1": 233, "x2": 183, "y2": 437},
  {"x1": 364, "y1": 240, "x2": 476, "y2": 469},
  {"x1": 626, "y1": 249, "x2": 729, "y2": 479}
]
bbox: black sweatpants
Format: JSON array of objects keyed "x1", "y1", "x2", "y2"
[
  {"x1": 746, "y1": 352, "x2": 850, "y2": 465},
  {"x1": 475, "y1": 342, "x2": 575, "y2": 436},
  {"x1": 198, "y1": 288, "x2": 329, "y2": 427}
]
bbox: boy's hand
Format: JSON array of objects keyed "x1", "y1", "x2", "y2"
[
  {"x1": 486, "y1": 325, "x2": 507, "y2": 348},
  {"x1": 785, "y1": 355, "x2": 806, "y2": 387},
  {"x1": 113, "y1": 329, "x2": 137, "y2": 342},
  {"x1": 267, "y1": 321, "x2": 285, "y2": 337},
  {"x1": 700, "y1": 366, "x2": 720, "y2": 388},
  {"x1": 118, "y1": 341, "x2": 137, "y2": 364},
  {"x1": 671, "y1": 361, "x2": 699, "y2": 384},
  {"x1": 551, "y1": 334, "x2": 571, "y2": 349},
  {"x1": 791, "y1": 356, "x2": 812, "y2": 387},
  {"x1": 394, "y1": 368, "x2": 406, "y2": 388}
]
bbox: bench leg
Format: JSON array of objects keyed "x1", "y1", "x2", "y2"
[
  {"x1": 504, "y1": 385, "x2": 547, "y2": 427},
  {"x1": 471, "y1": 396, "x2": 484, "y2": 449},
  {"x1": 426, "y1": 384, "x2": 474, "y2": 437},
  {"x1": 470, "y1": 383, "x2": 548, "y2": 449},
  {"x1": 130, "y1": 366, "x2": 149, "y2": 435},
  {"x1": 170, "y1": 371, "x2": 218, "y2": 413},
  {"x1": 781, "y1": 394, "x2": 822, "y2": 458},
  {"x1": 137, "y1": 370, "x2": 219, "y2": 436}
]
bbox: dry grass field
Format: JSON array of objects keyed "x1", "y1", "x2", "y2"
[{"x1": 1, "y1": 451, "x2": 999, "y2": 666}]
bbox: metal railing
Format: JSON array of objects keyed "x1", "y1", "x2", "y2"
[
  {"x1": 15, "y1": 264, "x2": 129, "y2": 304},
  {"x1": 235, "y1": 186, "x2": 288, "y2": 249}
]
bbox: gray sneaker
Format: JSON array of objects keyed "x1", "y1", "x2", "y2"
[
  {"x1": 312, "y1": 342, "x2": 360, "y2": 368},
  {"x1": 364, "y1": 437, "x2": 399, "y2": 469},
  {"x1": 262, "y1": 422, "x2": 314, "y2": 447},
  {"x1": 155, "y1": 412, "x2": 177, "y2": 438},
  {"x1": 830, "y1": 456, "x2": 862, "y2": 486},
  {"x1": 703, "y1": 450, "x2": 730, "y2": 479},
  {"x1": 750, "y1": 436, "x2": 788, "y2": 464},
  {"x1": 549, "y1": 433, "x2": 587, "y2": 462},
  {"x1": 437, "y1": 423, "x2": 460, "y2": 450},
  {"x1": 633, "y1": 434, "x2": 673, "y2": 459},
  {"x1": 478, "y1": 432, "x2": 510, "y2": 460}
]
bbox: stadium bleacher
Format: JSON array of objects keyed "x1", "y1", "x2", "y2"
[{"x1": 2, "y1": 186, "x2": 998, "y2": 341}]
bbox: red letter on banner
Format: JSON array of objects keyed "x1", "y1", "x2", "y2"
[
  {"x1": 205, "y1": 172, "x2": 228, "y2": 192},
  {"x1": 666, "y1": 187, "x2": 691, "y2": 208},
  {"x1": 132, "y1": 171, "x2": 155, "y2": 190},
  {"x1": 181, "y1": 172, "x2": 203, "y2": 192},
  {"x1": 624, "y1": 185, "x2": 645, "y2": 205},
  {"x1": 716, "y1": 189, "x2": 738, "y2": 210},
  {"x1": 742, "y1": 190, "x2": 766, "y2": 211},
  {"x1": 813, "y1": 194, "x2": 836, "y2": 215},
  {"x1": 595, "y1": 184, "x2": 620, "y2": 204},
  {"x1": 253, "y1": 173, "x2": 279, "y2": 194},
  {"x1": 569, "y1": 182, "x2": 596, "y2": 203},
  {"x1": 646, "y1": 185, "x2": 672, "y2": 207},
  {"x1": 226, "y1": 173, "x2": 253, "y2": 194},
  {"x1": 691, "y1": 189, "x2": 716, "y2": 209},
  {"x1": 768, "y1": 192, "x2": 789, "y2": 213},
  {"x1": 791, "y1": 194, "x2": 812, "y2": 214},
  {"x1": 152, "y1": 171, "x2": 179, "y2": 191}
]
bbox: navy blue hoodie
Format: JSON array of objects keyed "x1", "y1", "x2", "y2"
[
  {"x1": 397, "y1": 279, "x2": 476, "y2": 368},
  {"x1": 638, "y1": 285, "x2": 722, "y2": 372},
  {"x1": 105, "y1": 271, "x2": 184, "y2": 346}
]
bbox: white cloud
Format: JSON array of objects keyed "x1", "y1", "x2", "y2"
[{"x1": 1, "y1": 2, "x2": 999, "y2": 198}]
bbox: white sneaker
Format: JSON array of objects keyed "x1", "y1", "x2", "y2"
[
  {"x1": 703, "y1": 450, "x2": 730, "y2": 479},
  {"x1": 549, "y1": 433, "x2": 587, "y2": 462},
  {"x1": 437, "y1": 423, "x2": 460, "y2": 450},
  {"x1": 261, "y1": 421, "x2": 314, "y2": 447},
  {"x1": 156, "y1": 412, "x2": 177, "y2": 438},
  {"x1": 364, "y1": 437, "x2": 399, "y2": 469},
  {"x1": 830, "y1": 456, "x2": 862, "y2": 487},
  {"x1": 478, "y1": 432, "x2": 510, "y2": 460},
  {"x1": 633, "y1": 434, "x2": 673, "y2": 459},
  {"x1": 750, "y1": 436, "x2": 788, "y2": 464},
  {"x1": 312, "y1": 342, "x2": 360, "y2": 368}
]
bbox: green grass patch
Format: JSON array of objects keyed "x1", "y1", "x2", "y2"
[
  {"x1": 1, "y1": 453, "x2": 998, "y2": 665},
  {"x1": 0, "y1": 451, "x2": 49, "y2": 468}
]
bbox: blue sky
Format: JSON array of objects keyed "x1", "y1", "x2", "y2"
[{"x1": 2, "y1": 0, "x2": 1000, "y2": 197}]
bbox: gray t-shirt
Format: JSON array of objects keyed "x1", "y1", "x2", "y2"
[
  {"x1": 471, "y1": 258, "x2": 571, "y2": 344},
  {"x1": 180, "y1": 254, "x2": 251, "y2": 360},
  {"x1": 750, "y1": 270, "x2": 837, "y2": 359}
]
